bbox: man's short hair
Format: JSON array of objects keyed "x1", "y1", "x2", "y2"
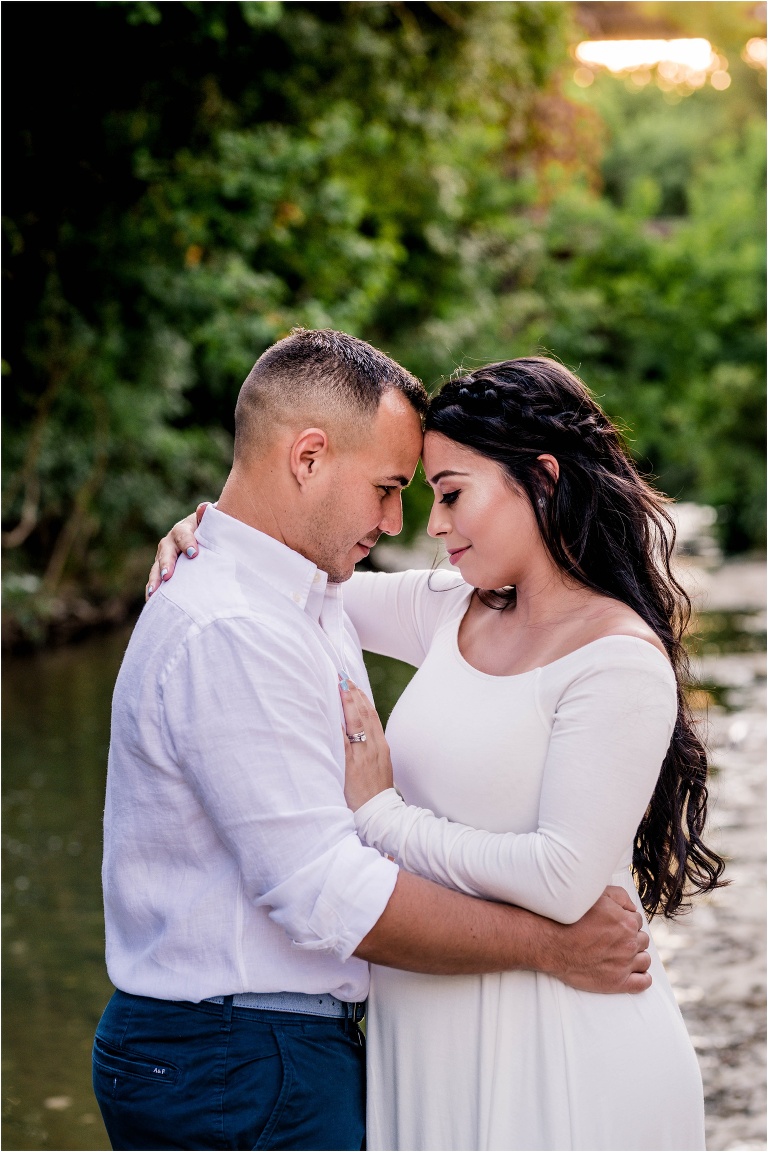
[{"x1": 234, "y1": 328, "x2": 428, "y2": 459}]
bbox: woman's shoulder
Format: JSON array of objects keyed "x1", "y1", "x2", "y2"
[
  {"x1": 536, "y1": 632, "x2": 677, "y2": 737},
  {"x1": 542, "y1": 637, "x2": 677, "y2": 707},
  {"x1": 540, "y1": 599, "x2": 675, "y2": 692},
  {"x1": 574, "y1": 597, "x2": 669, "y2": 660}
]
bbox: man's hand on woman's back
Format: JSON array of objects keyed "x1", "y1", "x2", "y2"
[{"x1": 544, "y1": 886, "x2": 652, "y2": 994}]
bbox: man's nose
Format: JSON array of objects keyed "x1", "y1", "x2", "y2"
[{"x1": 380, "y1": 494, "x2": 404, "y2": 537}]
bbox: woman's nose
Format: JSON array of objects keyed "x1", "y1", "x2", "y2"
[{"x1": 427, "y1": 500, "x2": 447, "y2": 538}]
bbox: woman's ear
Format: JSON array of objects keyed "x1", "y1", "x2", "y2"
[{"x1": 537, "y1": 453, "x2": 560, "y2": 484}]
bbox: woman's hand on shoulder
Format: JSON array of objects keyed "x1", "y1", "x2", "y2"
[{"x1": 146, "y1": 502, "x2": 210, "y2": 600}]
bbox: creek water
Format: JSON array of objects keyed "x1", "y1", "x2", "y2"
[{"x1": 2, "y1": 563, "x2": 765, "y2": 1151}]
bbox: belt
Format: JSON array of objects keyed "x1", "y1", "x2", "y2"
[{"x1": 204, "y1": 991, "x2": 365, "y2": 1022}]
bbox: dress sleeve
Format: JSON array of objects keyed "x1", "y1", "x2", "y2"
[
  {"x1": 354, "y1": 648, "x2": 677, "y2": 924},
  {"x1": 343, "y1": 568, "x2": 470, "y2": 667}
]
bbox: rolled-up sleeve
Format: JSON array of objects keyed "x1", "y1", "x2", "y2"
[{"x1": 160, "y1": 615, "x2": 399, "y2": 960}]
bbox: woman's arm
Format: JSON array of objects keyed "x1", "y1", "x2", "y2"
[
  {"x1": 349, "y1": 651, "x2": 677, "y2": 924},
  {"x1": 343, "y1": 568, "x2": 468, "y2": 666}
]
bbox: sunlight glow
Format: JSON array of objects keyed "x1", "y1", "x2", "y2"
[
  {"x1": 573, "y1": 38, "x2": 737, "y2": 92},
  {"x1": 743, "y1": 37, "x2": 767, "y2": 68}
]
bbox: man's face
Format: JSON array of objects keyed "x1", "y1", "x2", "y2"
[{"x1": 307, "y1": 390, "x2": 423, "y2": 582}]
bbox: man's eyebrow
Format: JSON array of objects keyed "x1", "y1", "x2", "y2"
[
  {"x1": 382, "y1": 474, "x2": 410, "y2": 487},
  {"x1": 428, "y1": 469, "x2": 470, "y2": 484}
]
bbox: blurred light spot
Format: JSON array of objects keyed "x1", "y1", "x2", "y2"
[
  {"x1": 573, "y1": 66, "x2": 594, "y2": 87},
  {"x1": 44, "y1": 1096, "x2": 72, "y2": 1111},
  {"x1": 29, "y1": 772, "x2": 45, "y2": 788},
  {"x1": 9, "y1": 940, "x2": 27, "y2": 956},
  {"x1": 184, "y1": 245, "x2": 204, "y2": 267},
  {"x1": 79, "y1": 1114, "x2": 97, "y2": 1124},
  {"x1": 574, "y1": 38, "x2": 733, "y2": 92},
  {"x1": 710, "y1": 70, "x2": 732, "y2": 90},
  {"x1": 728, "y1": 718, "x2": 750, "y2": 747},
  {"x1": 14, "y1": 876, "x2": 30, "y2": 891},
  {"x1": 744, "y1": 37, "x2": 767, "y2": 68},
  {"x1": 576, "y1": 38, "x2": 716, "y2": 74},
  {"x1": 629, "y1": 69, "x2": 652, "y2": 87},
  {"x1": 67, "y1": 841, "x2": 82, "y2": 855},
  {"x1": 47, "y1": 836, "x2": 63, "y2": 852}
]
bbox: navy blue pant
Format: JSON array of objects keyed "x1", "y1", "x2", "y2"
[{"x1": 92, "y1": 991, "x2": 366, "y2": 1150}]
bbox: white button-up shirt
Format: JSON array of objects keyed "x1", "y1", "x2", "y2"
[{"x1": 103, "y1": 506, "x2": 398, "y2": 1003}]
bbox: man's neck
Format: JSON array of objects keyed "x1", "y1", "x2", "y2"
[{"x1": 217, "y1": 470, "x2": 289, "y2": 546}]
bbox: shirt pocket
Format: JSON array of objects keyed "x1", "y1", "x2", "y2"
[{"x1": 93, "y1": 1034, "x2": 180, "y2": 1085}]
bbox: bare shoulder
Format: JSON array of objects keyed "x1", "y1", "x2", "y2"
[{"x1": 583, "y1": 597, "x2": 668, "y2": 660}]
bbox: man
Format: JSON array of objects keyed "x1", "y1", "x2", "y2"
[{"x1": 95, "y1": 329, "x2": 650, "y2": 1150}]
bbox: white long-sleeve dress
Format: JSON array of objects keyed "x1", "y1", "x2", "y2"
[{"x1": 344, "y1": 568, "x2": 705, "y2": 1152}]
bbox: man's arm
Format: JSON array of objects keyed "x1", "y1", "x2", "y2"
[{"x1": 355, "y1": 872, "x2": 651, "y2": 994}]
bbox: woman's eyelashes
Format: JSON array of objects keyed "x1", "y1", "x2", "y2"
[{"x1": 439, "y1": 490, "x2": 460, "y2": 506}]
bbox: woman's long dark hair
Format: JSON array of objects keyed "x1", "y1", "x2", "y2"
[{"x1": 426, "y1": 357, "x2": 726, "y2": 919}]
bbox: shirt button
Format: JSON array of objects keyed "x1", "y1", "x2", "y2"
[
  {"x1": 312, "y1": 573, "x2": 321, "y2": 584},
  {"x1": 291, "y1": 592, "x2": 302, "y2": 603}
]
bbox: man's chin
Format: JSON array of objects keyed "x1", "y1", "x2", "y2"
[
  {"x1": 327, "y1": 570, "x2": 353, "y2": 584},
  {"x1": 327, "y1": 560, "x2": 356, "y2": 584},
  {"x1": 326, "y1": 542, "x2": 378, "y2": 583}
]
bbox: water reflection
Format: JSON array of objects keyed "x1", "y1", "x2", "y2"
[{"x1": 2, "y1": 588, "x2": 764, "y2": 1150}]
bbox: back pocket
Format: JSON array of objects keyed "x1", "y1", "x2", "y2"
[{"x1": 93, "y1": 1035, "x2": 179, "y2": 1085}]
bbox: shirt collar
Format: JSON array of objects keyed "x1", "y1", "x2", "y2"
[{"x1": 196, "y1": 505, "x2": 329, "y2": 622}]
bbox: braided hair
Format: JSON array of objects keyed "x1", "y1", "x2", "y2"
[{"x1": 425, "y1": 357, "x2": 726, "y2": 920}]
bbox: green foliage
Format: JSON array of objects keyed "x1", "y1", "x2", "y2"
[
  {"x1": 392, "y1": 74, "x2": 766, "y2": 552},
  {"x1": 3, "y1": 1, "x2": 765, "y2": 643}
]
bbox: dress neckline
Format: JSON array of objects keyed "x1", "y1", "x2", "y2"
[{"x1": 450, "y1": 602, "x2": 672, "y2": 682}]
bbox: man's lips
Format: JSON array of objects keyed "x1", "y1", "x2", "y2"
[
  {"x1": 354, "y1": 533, "x2": 381, "y2": 558},
  {"x1": 448, "y1": 546, "x2": 470, "y2": 565}
]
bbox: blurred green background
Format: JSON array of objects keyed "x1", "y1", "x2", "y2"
[{"x1": 3, "y1": 0, "x2": 765, "y2": 648}]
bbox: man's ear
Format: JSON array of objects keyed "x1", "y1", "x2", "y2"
[
  {"x1": 537, "y1": 453, "x2": 560, "y2": 485},
  {"x1": 290, "y1": 428, "x2": 330, "y2": 490}
]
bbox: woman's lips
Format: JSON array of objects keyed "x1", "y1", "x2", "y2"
[{"x1": 448, "y1": 546, "x2": 470, "y2": 565}]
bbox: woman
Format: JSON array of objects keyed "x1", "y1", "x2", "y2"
[{"x1": 154, "y1": 357, "x2": 723, "y2": 1150}]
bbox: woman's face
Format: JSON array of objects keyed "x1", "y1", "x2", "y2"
[{"x1": 423, "y1": 431, "x2": 549, "y2": 591}]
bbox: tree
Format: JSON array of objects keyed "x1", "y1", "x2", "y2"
[{"x1": 3, "y1": 1, "x2": 567, "y2": 641}]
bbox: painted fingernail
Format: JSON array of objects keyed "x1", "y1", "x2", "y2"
[
  {"x1": 186, "y1": 547, "x2": 197, "y2": 558},
  {"x1": 339, "y1": 677, "x2": 349, "y2": 691},
  {"x1": 147, "y1": 584, "x2": 154, "y2": 597},
  {"x1": 161, "y1": 568, "x2": 168, "y2": 579}
]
